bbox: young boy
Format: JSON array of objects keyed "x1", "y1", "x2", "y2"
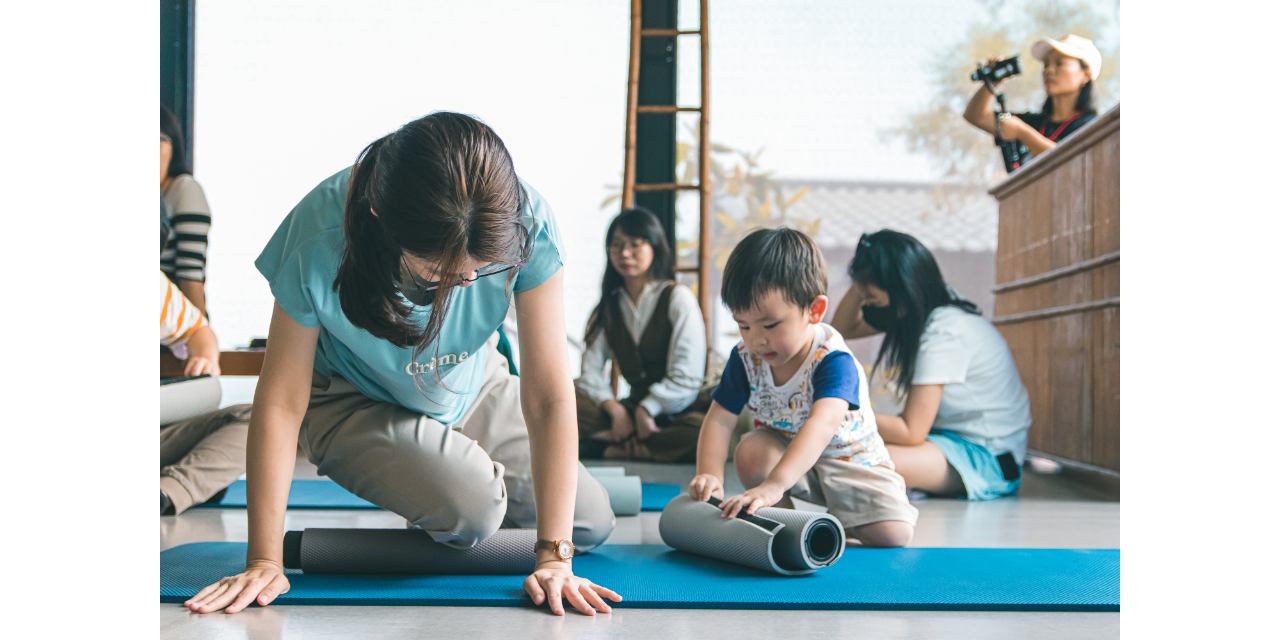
[{"x1": 688, "y1": 228, "x2": 918, "y2": 547}]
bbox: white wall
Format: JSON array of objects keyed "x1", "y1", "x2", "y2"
[{"x1": 193, "y1": 0, "x2": 1116, "y2": 369}]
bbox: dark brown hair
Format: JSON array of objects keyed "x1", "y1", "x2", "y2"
[
  {"x1": 334, "y1": 112, "x2": 530, "y2": 386},
  {"x1": 849, "y1": 229, "x2": 979, "y2": 393},
  {"x1": 721, "y1": 227, "x2": 827, "y2": 313},
  {"x1": 584, "y1": 207, "x2": 674, "y2": 346},
  {"x1": 160, "y1": 105, "x2": 191, "y2": 178}
]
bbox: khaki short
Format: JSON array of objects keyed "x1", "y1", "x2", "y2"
[{"x1": 761, "y1": 430, "x2": 919, "y2": 529}]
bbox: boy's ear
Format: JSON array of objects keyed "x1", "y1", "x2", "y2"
[{"x1": 808, "y1": 295, "x2": 828, "y2": 323}]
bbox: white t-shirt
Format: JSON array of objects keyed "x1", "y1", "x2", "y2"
[
  {"x1": 913, "y1": 306, "x2": 1032, "y2": 463},
  {"x1": 716, "y1": 323, "x2": 892, "y2": 466}
]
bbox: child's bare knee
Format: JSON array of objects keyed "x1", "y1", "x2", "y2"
[
  {"x1": 734, "y1": 431, "x2": 775, "y2": 483},
  {"x1": 851, "y1": 521, "x2": 914, "y2": 548}
]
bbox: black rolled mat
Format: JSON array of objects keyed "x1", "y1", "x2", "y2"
[{"x1": 284, "y1": 528, "x2": 536, "y2": 575}]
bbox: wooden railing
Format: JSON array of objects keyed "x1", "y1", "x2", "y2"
[
  {"x1": 161, "y1": 350, "x2": 265, "y2": 378},
  {"x1": 990, "y1": 104, "x2": 1120, "y2": 474}
]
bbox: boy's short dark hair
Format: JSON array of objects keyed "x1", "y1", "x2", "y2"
[{"x1": 721, "y1": 227, "x2": 828, "y2": 313}]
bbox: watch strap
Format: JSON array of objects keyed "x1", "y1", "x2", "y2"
[{"x1": 534, "y1": 538, "x2": 574, "y2": 561}]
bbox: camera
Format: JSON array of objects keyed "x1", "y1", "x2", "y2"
[{"x1": 971, "y1": 55, "x2": 1022, "y2": 84}]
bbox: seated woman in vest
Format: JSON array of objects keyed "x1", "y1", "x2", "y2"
[{"x1": 575, "y1": 208, "x2": 707, "y2": 462}]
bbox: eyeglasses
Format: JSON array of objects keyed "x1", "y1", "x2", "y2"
[
  {"x1": 399, "y1": 261, "x2": 518, "y2": 305},
  {"x1": 608, "y1": 238, "x2": 649, "y2": 253}
]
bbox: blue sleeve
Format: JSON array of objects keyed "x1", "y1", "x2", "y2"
[
  {"x1": 812, "y1": 352, "x2": 860, "y2": 409},
  {"x1": 710, "y1": 348, "x2": 750, "y2": 415},
  {"x1": 254, "y1": 214, "x2": 321, "y2": 327},
  {"x1": 513, "y1": 181, "x2": 565, "y2": 292}
]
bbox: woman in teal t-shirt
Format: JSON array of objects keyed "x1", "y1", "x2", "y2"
[{"x1": 184, "y1": 113, "x2": 620, "y2": 617}]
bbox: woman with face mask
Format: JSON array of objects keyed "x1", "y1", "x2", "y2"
[
  {"x1": 963, "y1": 34, "x2": 1103, "y2": 161},
  {"x1": 830, "y1": 230, "x2": 1032, "y2": 501}
]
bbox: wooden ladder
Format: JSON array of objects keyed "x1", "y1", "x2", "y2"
[{"x1": 621, "y1": 0, "x2": 712, "y2": 347}]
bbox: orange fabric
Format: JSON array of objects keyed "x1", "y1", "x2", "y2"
[{"x1": 161, "y1": 279, "x2": 174, "y2": 326}]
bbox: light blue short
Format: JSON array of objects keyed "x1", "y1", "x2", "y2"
[{"x1": 926, "y1": 430, "x2": 1021, "y2": 501}]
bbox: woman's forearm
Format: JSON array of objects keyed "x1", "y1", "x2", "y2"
[
  {"x1": 247, "y1": 303, "x2": 320, "y2": 565},
  {"x1": 245, "y1": 405, "x2": 306, "y2": 565},
  {"x1": 524, "y1": 393, "x2": 579, "y2": 542},
  {"x1": 831, "y1": 287, "x2": 881, "y2": 340},
  {"x1": 875, "y1": 413, "x2": 915, "y2": 445},
  {"x1": 964, "y1": 86, "x2": 997, "y2": 134},
  {"x1": 514, "y1": 270, "x2": 578, "y2": 543},
  {"x1": 1018, "y1": 128, "x2": 1057, "y2": 156}
]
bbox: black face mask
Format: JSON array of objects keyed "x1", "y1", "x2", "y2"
[{"x1": 861, "y1": 305, "x2": 896, "y2": 332}]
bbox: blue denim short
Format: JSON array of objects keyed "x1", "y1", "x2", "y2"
[{"x1": 927, "y1": 430, "x2": 1021, "y2": 501}]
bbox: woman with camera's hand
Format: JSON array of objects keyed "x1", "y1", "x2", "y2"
[{"x1": 963, "y1": 35, "x2": 1103, "y2": 158}]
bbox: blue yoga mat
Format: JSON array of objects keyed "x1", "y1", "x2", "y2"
[
  {"x1": 205, "y1": 480, "x2": 684, "y2": 512},
  {"x1": 640, "y1": 483, "x2": 681, "y2": 511},
  {"x1": 160, "y1": 542, "x2": 1118, "y2": 611},
  {"x1": 202, "y1": 480, "x2": 378, "y2": 510}
]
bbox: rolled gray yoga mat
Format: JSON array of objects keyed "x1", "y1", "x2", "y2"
[
  {"x1": 585, "y1": 466, "x2": 626, "y2": 477},
  {"x1": 659, "y1": 494, "x2": 845, "y2": 576},
  {"x1": 160, "y1": 375, "x2": 221, "y2": 425},
  {"x1": 283, "y1": 528, "x2": 536, "y2": 575},
  {"x1": 585, "y1": 467, "x2": 641, "y2": 515},
  {"x1": 594, "y1": 476, "x2": 642, "y2": 515}
]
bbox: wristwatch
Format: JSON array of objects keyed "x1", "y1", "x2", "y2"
[{"x1": 535, "y1": 538, "x2": 575, "y2": 562}]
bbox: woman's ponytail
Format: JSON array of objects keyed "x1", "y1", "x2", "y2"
[{"x1": 335, "y1": 136, "x2": 419, "y2": 348}]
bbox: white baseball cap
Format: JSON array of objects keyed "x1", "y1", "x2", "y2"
[{"x1": 1032, "y1": 34, "x2": 1102, "y2": 81}]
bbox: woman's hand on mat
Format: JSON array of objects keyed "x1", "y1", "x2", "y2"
[
  {"x1": 184, "y1": 560, "x2": 291, "y2": 614},
  {"x1": 719, "y1": 482, "x2": 786, "y2": 519},
  {"x1": 688, "y1": 473, "x2": 724, "y2": 502},
  {"x1": 524, "y1": 561, "x2": 622, "y2": 616}
]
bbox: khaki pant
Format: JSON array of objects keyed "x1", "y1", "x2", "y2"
[
  {"x1": 300, "y1": 339, "x2": 616, "y2": 551},
  {"x1": 755, "y1": 429, "x2": 919, "y2": 529},
  {"x1": 160, "y1": 404, "x2": 251, "y2": 514}
]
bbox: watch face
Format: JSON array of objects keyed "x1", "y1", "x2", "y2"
[{"x1": 557, "y1": 540, "x2": 574, "y2": 559}]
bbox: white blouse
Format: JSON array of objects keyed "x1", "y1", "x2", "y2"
[{"x1": 575, "y1": 281, "x2": 706, "y2": 416}]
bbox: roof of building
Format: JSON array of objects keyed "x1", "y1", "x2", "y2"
[{"x1": 773, "y1": 179, "x2": 998, "y2": 253}]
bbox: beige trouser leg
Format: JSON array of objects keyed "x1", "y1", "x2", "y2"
[
  {"x1": 160, "y1": 404, "x2": 252, "y2": 514},
  {"x1": 300, "y1": 340, "x2": 616, "y2": 550}
]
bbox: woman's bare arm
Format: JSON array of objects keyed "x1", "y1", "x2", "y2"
[
  {"x1": 831, "y1": 285, "x2": 882, "y2": 340},
  {"x1": 514, "y1": 270, "x2": 578, "y2": 549},
  {"x1": 875, "y1": 384, "x2": 943, "y2": 446},
  {"x1": 185, "y1": 302, "x2": 318, "y2": 614}
]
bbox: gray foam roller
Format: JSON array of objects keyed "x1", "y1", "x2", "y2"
[
  {"x1": 159, "y1": 376, "x2": 222, "y2": 425},
  {"x1": 290, "y1": 528, "x2": 536, "y2": 575},
  {"x1": 585, "y1": 466, "x2": 626, "y2": 477},
  {"x1": 594, "y1": 475, "x2": 642, "y2": 515},
  {"x1": 658, "y1": 495, "x2": 845, "y2": 575}
]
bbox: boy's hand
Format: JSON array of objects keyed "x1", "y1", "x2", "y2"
[
  {"x1": 184, "y1": 355, "x2": 220, "y2": 377},
  {"x1": 688, "y1": 474, "x2": 724, "y2": 502},
  {"x1": 719, "y1": 482, "x2": 786, "y2": 519}
]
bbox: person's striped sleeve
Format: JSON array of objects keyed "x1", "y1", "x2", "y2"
[
  {"x1": 160, "y1": 271, "x2": 206, "y2": 347},
  {"x1": 160, "y1": 175, "x2": 211, "y2": 283}
]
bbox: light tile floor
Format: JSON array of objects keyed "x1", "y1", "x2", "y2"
[{"x1": 164, "y1": 377, "x2": 1119, "y2": 638}]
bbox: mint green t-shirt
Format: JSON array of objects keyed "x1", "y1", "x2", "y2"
[{"x1": 255, "y1": 168, "x2": 563, "y2": 425}]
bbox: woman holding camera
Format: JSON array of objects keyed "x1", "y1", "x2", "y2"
[{"x1": 963, "y1": 34, "x2": 1102, "y2": 158}]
